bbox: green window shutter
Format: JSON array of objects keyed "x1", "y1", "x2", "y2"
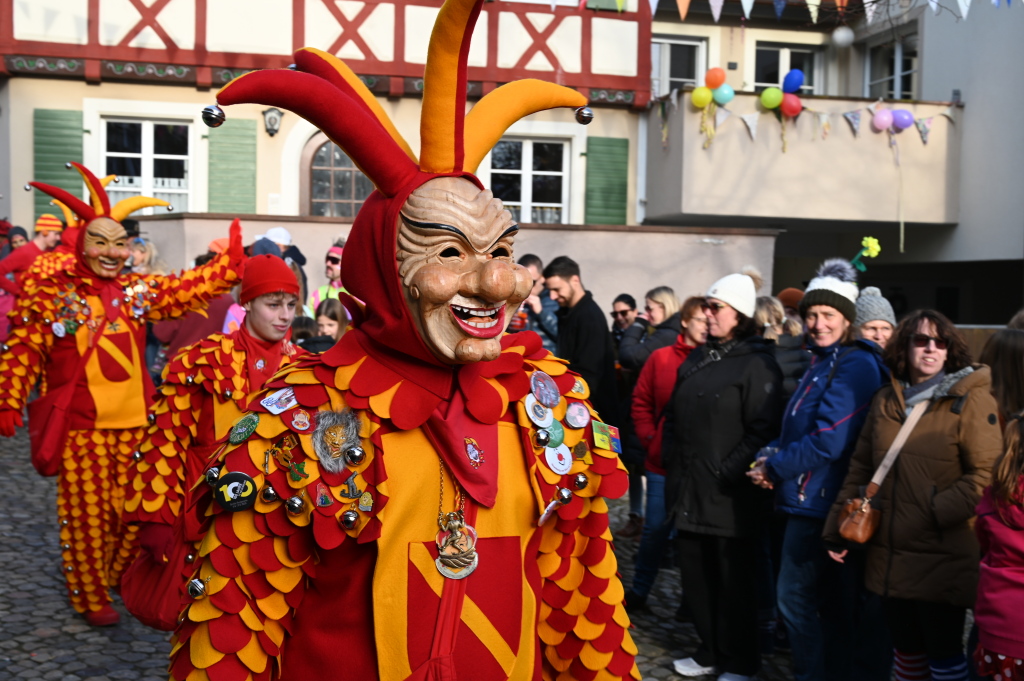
[
  {"x1": 33, "y1": 109, "x2": 83, "y2": 220},
  {"x1": 208, "y1": 119, "x2": 257, "y2": 213},
  {"x1": 584, "y1": 137, "x2": 629, "y2": 225},
  {"x1": 586, "y1": 0, "x2": 621, "y2": 9}
]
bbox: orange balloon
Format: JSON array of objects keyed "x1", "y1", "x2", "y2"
[{"x1": 705, "y1": 68, "x2": 726, "y2": 90}]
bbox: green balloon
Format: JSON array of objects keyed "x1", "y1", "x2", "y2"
[{"x1": 760, "y1": 87, "x2": 784, "y2": 110}]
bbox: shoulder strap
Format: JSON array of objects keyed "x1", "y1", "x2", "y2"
[
  {"x1": 677, "y1": 340, "x2": 738, "y2": 384},
  {"x1": 824, "y1": 347, "x2": 858, "y2": 389},
  {"x1": 865, "y1": 400, "x2": 928, "y2": 498}
]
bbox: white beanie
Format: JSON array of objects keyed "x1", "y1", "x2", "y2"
[
  {"x1": 706, "y1": 271, "x2": 758, "y2": 317},
  {"x1": 800, "y1": 258, "x2": 859, "y2": 322}
]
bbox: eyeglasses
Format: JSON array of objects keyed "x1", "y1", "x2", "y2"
[
  {"x1": 702, "y1": 302, "x2": 727, "y2": 314},
  {"x1": 325, "y1": 256, "x2": 341, "y2": 265},
  {"x1": 912, "y1": 334, "x2": 948, "y2": 350},
  {"x1": 610, "y1": 310, "x2": 634, "y2": 318}
]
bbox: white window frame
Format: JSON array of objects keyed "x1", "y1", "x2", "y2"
[
  {"x1": 484, "y1": 138, "x2": 570, "y2": 225},
  {"x1": 753, "y1": 43, "x2": 823, "y2": 94},
  {"x1": 83, "y1": 98, "x2": 209, "y2": 213},
  {"x1": 863, "y1": 35, "x2": 919, "y2": 100},
  {"x1": 101, "y1": 118, "x2": 191, "y2": 213},
  {"x1": 651, "y1": 36, "x2": 707, "y2": 98}
]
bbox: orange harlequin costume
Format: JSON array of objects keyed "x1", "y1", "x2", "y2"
[
  {"x1": 169, "y1": 0, "x2": 638, "y2": 678},
  {"x1": 0, "y1": 163, "x2": 244, "y2": 620}
]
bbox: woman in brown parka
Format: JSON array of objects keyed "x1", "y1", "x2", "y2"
[{"x1": 823, "y1": 310, "x2": 1002, "y2": 681}]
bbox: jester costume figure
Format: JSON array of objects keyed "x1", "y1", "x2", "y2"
[
  {"x1": 168, "y1": 1, "x2": 638, "y2": 679},
  {"x1": 123, "y1": 255, "x2": 306, "y2": 630},
  {"x1": 0, "y1": 163, "x2": 245, "y2": 626}
]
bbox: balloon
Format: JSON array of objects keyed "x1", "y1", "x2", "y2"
[
  {"x1": 705, "y1": 68, "x2": 726, "y2": 90},
  {"x1": 712, "y1": 84, "x2": 735, "y2": 106},
  {"x1": 892, "y1": 109, "x2": 915, "y2": 130},
  {"x1": 782, "y1": 70, "x2": 805, "y2": 94},
  {"x1": 780, "y1": 93, "x2": 803, "y2": 118},
  {"x1": 760, "y1": 87, "x2": 784, "y2": 110},
  {"x1": 692, "y1": 87, "x2": 713, "y2": 109},
  {"x1": 872, "y1": 109, "x2": 893, "y2": 131},
  {"x1": 832, "y1": 26, "x2": 855, "y2": 48}
]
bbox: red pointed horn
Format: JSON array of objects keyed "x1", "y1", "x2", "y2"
[{"x1": 28, "y1": 182, "x2": 96, "y2": 224}]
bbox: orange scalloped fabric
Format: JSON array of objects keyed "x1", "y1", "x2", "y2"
[{"x1": 170, "y1": 331, "x2": 638, "y2": 681}]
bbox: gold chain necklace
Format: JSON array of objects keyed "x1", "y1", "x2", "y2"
[{"x1": 435, "y1": 458, "x2": 479, "y2": 580}]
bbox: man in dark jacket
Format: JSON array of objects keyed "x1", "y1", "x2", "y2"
[
  {"x1": 544, "y1": 256, "x2": 620, "y2": 425},
  {"x1": 510, "y1": 253, "x2": 559, "y2": 353}
]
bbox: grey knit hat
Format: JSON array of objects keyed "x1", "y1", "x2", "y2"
[{"x1": 855, "y1": 287, "x2": 896, "y2": 328}]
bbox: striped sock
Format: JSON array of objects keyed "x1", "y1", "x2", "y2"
[
  {"x1": 930, "y1": 653, "x2": 969, "y2": 681},
  {"x1": 894, "y1": 650, "x2": 930, "y2": 681}
]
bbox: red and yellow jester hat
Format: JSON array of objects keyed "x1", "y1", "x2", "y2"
[{"x1": 213, "y1": 0, "x2": 588, "y2": 374}]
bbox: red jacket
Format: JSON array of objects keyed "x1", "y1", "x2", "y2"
[
  {"x1": 975, "y1": 485, "x2": 1024, "y2": 659},
  {"x1": 631, "y1": 335, "x2": 696, "y2": 475}
]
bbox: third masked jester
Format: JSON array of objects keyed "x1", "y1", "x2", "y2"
[{"x1": 159, "y1": 1, "x2": 639, "y2": 679}]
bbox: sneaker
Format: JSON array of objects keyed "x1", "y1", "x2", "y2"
[
  {"x1": 717, "y1": 674, "x2": 754, "y2": 681},
  {"x1": 616, "y1": 513, "x2": 644, "y2": 539},
  {"x1": 673, "y1": 657, "x2": 717, "y2": 677},
  {"x1": 84, "y1": 604, "x2": 120, "y2": 627}
]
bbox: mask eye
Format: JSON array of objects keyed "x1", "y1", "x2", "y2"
[
  {"x1": 440, "y1": 247, "x2": 460, "y2": 258},
  {"x1": 491, "y1": 247, "x2": 510, "y2": 258}
]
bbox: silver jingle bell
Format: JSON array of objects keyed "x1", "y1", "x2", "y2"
[
  {"x1": 65, "y1": 565, "x2": 73, "y2": 573},
  {"x1": 187, "y1": 578, "x2": 207, "y2": 599},
  {"x1": 186, "y1": 375, "x2": 195, "y2": 385},
  {"x1": 185, "y1": 553, "x2": 196, "y2": 563},
  {"x1": 340, "y1": 510, "x2": 359, "y2": 529},
  {"x1": 556, "y1": 487, "x2": 573, "y2": 505},
  {"x1": 285, "y1": 496, "x2": 304, "y2": 515},
  {"x1": 573, "y1": 473, "x2": 589, "y2": 490},
  {"x1": 202, "y1": 104, "x2": 226, "y2": 128},
  {"x1": 205, "y1": 467, "x2": 221, "y2": 487},
  {"x1": 261, "y1": 485, "x2": 279, "y2": 503},
  {"x1": 575, "y1": 106, "x2": 594, "y2": 125},
  {"x1": 535, "y1": 429, "x2": 551, "y2": 448},
  {"x1": 224, "y1": 389, "x2": 232, "y2": 399},
  {"x1": 132, "y1": 451, "x2": 142, "y2": 461},
  {"x1": 62, "y1": 543, "x2": 70, "y2": 551},
  {"x1": 61, "y1": 519, "x2": 69, "y2": 526},
  {"x1": 344, "y1": 446, "x2": 366, "y2": 466},
  {"x1": 72, "y1": 589, "x2": 80, "y2": 596},
  {"x1": 148, "y1": 413, "x2": 156, "y2": 424}
]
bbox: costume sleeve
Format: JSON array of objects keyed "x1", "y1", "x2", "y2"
[
  {"x1": 0, "y1": 244, "x2": 38, "y2": 295},
  {"x1": 718, "y1": 355, "x2": 784, "y2": 483},
  {"x1": 630, "y1": 359, "x2": 659, "y2": 457},
  {"x1": 0, "y1": 289, "x2": 57, "y2": 411},
  {"x1": 934, "y1": 386, "x2": 1001, "y2": 529},
  {"x1": 765, "y1": 352, "x2": 882, "y2": 484},
  {"x1": 146, "y1": 252, "x2": 243, "y2": 322},
  {"x1": 821, "y1": 393, "x2": 883, "y2": 548}
]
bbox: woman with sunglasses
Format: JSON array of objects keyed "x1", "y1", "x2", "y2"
[
  {"x1": 822, "y1": 310, "x2": 1000, "y2": 681},
  {"x1": 664, "y1": 267, "x2": 783, "y2": 681},
  {"x1": 746, "y1": 258, "x2": 890, "y2": 681},
  {"x1": 305, "y1": 238, "x2": 347, "y2": 317}
]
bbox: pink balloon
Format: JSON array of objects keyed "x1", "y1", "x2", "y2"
[{"x1": 872, "y1": 109, "x2": 893, "y2": 131}]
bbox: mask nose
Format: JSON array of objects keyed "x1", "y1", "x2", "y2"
[{"x1": 461, "y1": 259, "x2": 521, "y2": 303}]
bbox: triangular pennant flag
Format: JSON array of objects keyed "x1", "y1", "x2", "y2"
[
  {"x1": 806, "y1": 0, "x2": 820, "y2": 21},
  {"x1": 741, "y1": 113, "x2": 759, "y2": 141},
  {"x1": 774, "y1": 0, "x2": 787, "y2": 17},
  {"x1": 940, "y1": 105, "x2": 956, "y2": 124},
  {"x1": 715, "y1": 107, "x2": 731, "y2": 128},
  {"x1": 741, "y1": 0, "x2": 756, "y2": 17},
  {"x1": 615, "y1": 0, "x2": 625, "y2": 11},
  {"x1": 865, "y1": 0, "x2": 877, "y2": 22},
  {"x1": 709, "y1": 0, "x2": 725, "y2": 21},
  {"x1": 992, "y1": 0, "x2": 999, "y2": 7},
  {"x1": 957, "y1": 0, "x2": 971, "y2": 18},
  {"x1": 927, "y1": 0, "x2": 940, "y2": 11},
  {"x1": 676, "y1": 0, "x2": 692, "y2": 20},
  {"x1": 835, "y1": 0, "x2": 848, "y2": 12},
  {"x1": 866, "y1": 99, "x2": 883, "y2": 114},
  {"x1": 843, "y1": 110, "x2": 862, "y2": 137},
  {"x1": 648, "y1": 0, "x2": 660, "y2": 16},
  {"x1": 817, "y1": 112, "x2": 832, "y2": 140},
  {"x1": 915, "y1": 117, "x2": 933, "y2": 145},
  {"x1": 579, "y1": 0, "x2": 588, "y2": 9}
]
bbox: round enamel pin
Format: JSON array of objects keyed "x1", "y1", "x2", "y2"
[
  {"x1": 524, "y1": 394, "x2": 553, "y2": 428},
  {"x1": 565, "y1": 402, "x2": 591, "y2": 429},
  {"x1": 570, "y1": 378, "x2": 586, "y2": 395},
  {"x1": 229, "y1": 413, "x2": 260, "y2": 444},
  {"x1": 291, "y1": 409, "x2": 311, "y2": 431},
  {"x1": 51, "y1": 321, "x2": 66, "y2": 338},
  {"x1": 547, "y1": 420, "x2": 565, "y2": 448},
  {"x1": 545, "y1": 444, "x2": 573, "y2": 475},
  {"x1": 214, "y1": 471, "x2": 257, "y2": 512},
  {"x1": 530, "y1": 371, "x2": 561, "y2": 408}
]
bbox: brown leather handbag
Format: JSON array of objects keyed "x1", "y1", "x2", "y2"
[{"x1": 838, "y1": 401, "x2": 927, "y2": 544}]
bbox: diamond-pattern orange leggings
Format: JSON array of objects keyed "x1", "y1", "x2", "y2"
[{"x1": 57, "y1": 428, "x2": 141, "y2": 613}]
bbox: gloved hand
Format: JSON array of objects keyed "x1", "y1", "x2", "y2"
[
  {"x1": 227, "y1": 217, "x2": 244, "y2": 262},
  {"x1": 137, "y1": 522, "x2": 174, "y2": 562},
  {"x1": 0, "y1": 410, "x2": 24, "y2": 437}
]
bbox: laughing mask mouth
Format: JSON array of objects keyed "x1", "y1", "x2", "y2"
[{"x1": 396, "y1": 177, "x2": 533, "y2": 364}]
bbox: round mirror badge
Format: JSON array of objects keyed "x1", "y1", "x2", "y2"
[
  {"x1": 524, "y1": 394, "x2": 553, "y2": 428},
  {"x1": 545, "y1": 444, "x2": 573, "y2": 475},
  {"x1": 530, "y1": 371, "x2": 561, "y2": 408},
  {"x1": 565, "y1": 402, "x2": 591, "y2": 430}
]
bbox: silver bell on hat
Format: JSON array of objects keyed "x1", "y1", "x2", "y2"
[
  {"x1": 202, "y1": 104, "x2": 226, "y2": 128},
  {"x1": 575, "y1": 107, "x2": 594, "y2": 125}
]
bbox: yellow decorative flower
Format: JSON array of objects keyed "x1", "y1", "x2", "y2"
[{"x1": 861, "y1": 236, "x2": 881, "y2": 258}]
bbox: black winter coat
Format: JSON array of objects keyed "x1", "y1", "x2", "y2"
[
  {"x1": 555, "y1": 291, "x2": 621, "y2": 426},
  {"x1": 618, "y1": 312, "x2": 682, "y2": 373},
  {"x1": 663, "y1": 336, "x2": 784, "y2": 538},
  {"x1": 772, "y1": 333, "x2": 811, "y2": 403}
]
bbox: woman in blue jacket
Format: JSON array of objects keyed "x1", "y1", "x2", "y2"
[{"x1": 747, "y1": 259, "x2": 889, "y2": 681}]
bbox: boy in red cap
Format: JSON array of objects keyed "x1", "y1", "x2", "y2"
[
  {"x1": 0, "y1": 214, "x2": 64, "y2": 295},
  {"x1": 123, "y1": 254, "x2": 304, "y2": 629}
]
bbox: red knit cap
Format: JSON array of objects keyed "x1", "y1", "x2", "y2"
[{"x1": 240, "y1": 254, "x2": 299, "y2": 304}]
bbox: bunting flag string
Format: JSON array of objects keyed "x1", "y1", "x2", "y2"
[
  {"x1": 741, "y1": 0, "x2": 755, "y2": 17},
  {"x1": 915, "y1": 117, "x2": 933, "y2": 145},
  {"x1": 927, "y1": 0, "x2": 940, "y2": 12},
  {"x1": 741, "y1": 113, "x2": 759, "y2": 141},
  {"x1": 940, "y1": 105, "x2": 957, "y2": 124},
  {"x1": 843, "y1": 110, "x2": 862, "y2": 137},
  {"x1": 774, "y1": 0, "x2": 787, "y2": 17},
  {"x1": 648, "y1": 0, "x2": 660, "y2": 15},
  {"x1": 709, "y1": 0, "x2": 725, "y2": 22},
  {"x1": 817, "y1": 112, "x2": 832, "y2": 140},
  {"x1": 715, "y1": 107, "x2": 732, "y2": 129},
  {"x1": 957, "y1": 0, "x2": 971, "y2": 18},
  {"x1": 676, "y1": 0, "x2": 692, "y2": 21},
  {"x1": 806, "y1": 0, "x2": 820, "y2": 22},
  {"x1": 865, "y1": 0, "x2": 877, "y2": 22}
]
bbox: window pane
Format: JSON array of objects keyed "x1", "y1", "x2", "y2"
[
  {"x1": 107, "y1": 122, "x2": 142, "y2": 153},
  {"x1": 312, "y1": 169, "x2": 331, "y2": 199},
  {"x1": 313, "y1": 142, "x2": 331, "y2": 167},
  {"x1": 154, "y1": 158, "x2": 186, "y2": 181},
  {"x1": 789, "y1": 51, "x2": 815, "y2": 89},
  {"x1": 533, "y1": 143, "x2": 563, "y2": 172},
  {"x1": 531, "y1": 207, "x2": 561, "y2": 224},
  {"x1": 669, "y1": 44, "x2": 697, "y2": 84},
  {"x1": 107, "y1": 156, "x2": 142, "y2": 178},
  {"x1": 153, "y1": 191, "x2": 183, "y2": 212},
  {"x1": 333, "y1": 170, "x2": 353, "y2": 201},
  {"x1": 504, "y1": 205, "x2": 522, "y2": 223},
  {"x1": 311, "y1": 201, "x2": 330, "y2": 216},
  {"x1": 491, "y1": 173, "x2": 521, "y2": 202},
  {"x1": 869, "y1": 44, "x2": 895, "y2": 86},
  {"x1": 355, "y1": 173, "x2": 375, "y2": 200},
  {"x1": 532, "y1": 175, "x2": 562, "y2": 204},
  {"x1": 334, "y1": 202, "x2": 352, "y2": 218},
  {"x1": 154, "y1": 124, "x2": 188, "y2": 156},
  {"x1": 755, "y1": 48, "x2": 780, "y2": 86},
  {"x1": 332, "y1": 144, "x2": 354, "y2": 168},
  {"x1": 491, "y1": 141, "x2": 522, "y2": 170}
]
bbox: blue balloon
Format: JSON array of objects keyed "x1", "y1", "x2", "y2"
[
  {"x1": 782, "y1": 69, "x2": 805, "y2": 94},
  {"x1": 712, "y1": 84, "x2": 735, "y2": 106}
]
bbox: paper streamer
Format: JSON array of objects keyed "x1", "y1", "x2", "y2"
[
  {"x1": 806, "y1": 0, "x2": 820, "y2": 21},
  {"x1": 843, "y1": 110, "x2": 861, "y2": 137},
  {"x1": 741, "y1": 113, "x2": 759, "y2": 141}
]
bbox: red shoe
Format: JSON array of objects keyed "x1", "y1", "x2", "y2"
[{"x1": 84, "y1": 605, "x2": 120, "y2": 627}]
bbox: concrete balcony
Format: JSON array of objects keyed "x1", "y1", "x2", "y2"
[{"x1": 644, "y1": 91, "x2": 960, "y2": 227}]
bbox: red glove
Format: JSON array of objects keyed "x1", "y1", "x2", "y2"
[
  {"x1": 0, "y1": 410, "x2": 23, "y2": 437},
  {"x1": 137, "y1": 522, "x2": 174, "y2": 562},
  {"x1": 227, "y1": 217, "x2": 244, "y2": 261}
]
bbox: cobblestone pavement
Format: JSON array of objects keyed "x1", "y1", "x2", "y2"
[{"x1": 0, "y1": 429, "x2": 794, "y2": 681}]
